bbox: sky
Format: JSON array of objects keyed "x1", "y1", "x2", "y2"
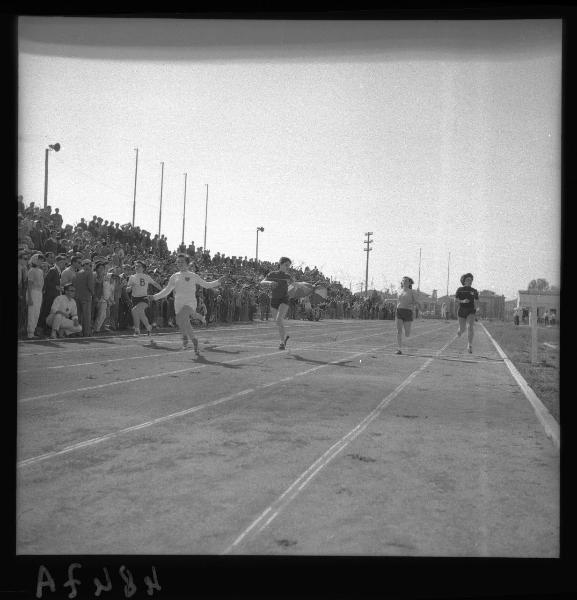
[{"x1": 18, "y1": 18, "x2": 561, "y2": 299}]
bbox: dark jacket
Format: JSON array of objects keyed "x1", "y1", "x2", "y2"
[
  {"x1": 43, "y1": 265, "x2": 62, "y2": 298},
  {"x1": 74, "y1": 268, "x2": 95, "y2": 301}
]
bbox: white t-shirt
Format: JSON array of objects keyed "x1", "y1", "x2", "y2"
[
  {"x1": 50, "y1": 295, "x2": 78, "y2": 319},
  {"x1": 127, "y1": 273, "x2": 157, "y2": 298},
  {"x1": 153, "y1": 270, "x2": 220, "y2": 313}
]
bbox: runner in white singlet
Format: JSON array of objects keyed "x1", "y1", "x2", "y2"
[{"x1": 150, "y1": 254, "x2": 224, "y2": 355}]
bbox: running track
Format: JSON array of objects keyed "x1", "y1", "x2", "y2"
[{"x1": 17, "y1": 319, "x2": 559, "y2": 556}]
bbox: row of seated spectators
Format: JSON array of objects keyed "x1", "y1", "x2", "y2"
[{"x1": 17, "y1": 197, "x2": 396, "y2": 339}]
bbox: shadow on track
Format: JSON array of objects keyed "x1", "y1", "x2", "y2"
[
  {"x1": 194, "y1": 355, "x2": 246, "y2": 369},
  {"x1": 30, "y1": 336, "x2": 120, "y2": 348},
  {"x1": 289, "y1": 354, "x2": 357, "y2": 368},
  {"x1": 202, "y1": 345, "x2": 242, "y2": 355}
]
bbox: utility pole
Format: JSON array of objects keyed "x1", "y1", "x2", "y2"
[
  {"x1": 181, "y1": 172, "x2": 187, "y2": 246},
  {"x1": 418, "y1": 247, "x2": 422, "y2": 291},
  {"x1": 446, "y1": 251, "x2": 450, "y2": 298},
  {"x1": 132, "y1": 148, "x2": 139, "y2": 226},
  {"x1": 204, "y1": 184, "x2": 208, "y2": 249},
  {"x1": 363, "y1": 232, "x2": 373, "y2": 296},
  {"x1": 158, "y1": 161, "x2": 164, "y2": 237}
]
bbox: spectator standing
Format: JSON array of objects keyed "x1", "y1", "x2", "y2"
[
  {"x1": 258, "y1": 288, "x2": 270, "y2": 320},
  {"x1": 75, "y1": 259, "x2": 95, "y2": 336},
  {"x1": 18, "y1": 251, "x2": 29, "y2": 336},
  {"x1": 92, "y1": 262, "x2": 109, "y2": 333},
  {"x1": 51, "y1": 208, "x2": 63, "y2": 230},
  {"x1": 43, "y1": 230, "x2": 58, "y2": 255},
  {"x1": 107, "y1": 266, "x2": 122, "y2": 330},
  {"x1": 60, "y1": 256, "x2": 81, "y2": 289},
  {"x1": 39, "y1": 253, "x2": 67, "y2": 334},
  {"x1": 26, "y1": 253, "x2": 45, "y2": 338},
  {"x1": 30, "y1": 221, "x2": 45, "y2": 251},
  {"x1": 56, "y1": 236, "x2": 68, "y2": 255},
  {"x1": 513, "y1": 307, "x2": 520, "y2": 326}
]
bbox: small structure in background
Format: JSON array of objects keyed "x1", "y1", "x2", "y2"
[
  {"x1": 516, "y1": 289, "x2": 560, "y2": 364},
  {"x1": 517, "y1": 290, "x2": 560, "y2": 324}
]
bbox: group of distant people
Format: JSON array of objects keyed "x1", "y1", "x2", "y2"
[{"x1": 19, "y1": 196, "x2": 489, "y2": 356}]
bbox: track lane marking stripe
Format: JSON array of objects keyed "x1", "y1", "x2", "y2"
[
  {"x1": 18, "y1": 325, "x2": 447, "y2": 466},
  {"x1": 19, "y1": 325, "x2": 445, "y2": 402},
  {"x1": 480, "y1": 323, "x2": 559, "y2": 449},
  {"x1": 222, "y1": 334, "x2": 456, "y2": 554}
]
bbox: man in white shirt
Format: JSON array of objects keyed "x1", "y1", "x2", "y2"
[
  {"x1": 26, "y1": 253, "x2": 45, "y2": 338},
  {"x1": 150, "y1": 254, "x2": 224, "y2": 354},
  {"x1": 47, "y1": 283, "x2": 82, "y2": 338}
]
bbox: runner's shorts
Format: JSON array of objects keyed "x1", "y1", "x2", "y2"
[
  {"x1": 270, "y1": 297, "x2": 289, "y2": 310},
  {"x1": 132, "y1": 296, "x2": 149, "y2": 307},
  {"x1": 396, "y1": 307, "x2": 413, "y2": 322},
  {"x1": 458, "y1": 307, "x2": 476, "y2": 319}
]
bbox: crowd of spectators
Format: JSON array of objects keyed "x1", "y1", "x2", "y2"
[{"x1": 17, "y1": 196, "x2": 398, "y2": 339}]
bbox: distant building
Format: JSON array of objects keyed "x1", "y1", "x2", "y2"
[
  {"x1": 504, "y1": 298, "x2": 518, "y2": 320},
  {"x1": 477, "y1": 290, "x2": 505, "y2": 320},
  {"x1": 517, "y1": 290, "x2": 560, "y2": 322}
]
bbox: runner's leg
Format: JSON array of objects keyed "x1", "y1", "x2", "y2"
[
  {"x1": 277, "y1": 303, "x2": 290, "y2": 345},
  {"x1": 131, "y1": 304, "x2": 141, "y2": 334},
  {"x1": 176, "y1": 305, "x2": 195, "y2": 344},
  {"x1": 467, "y1": 312, "x2": 475, "y2": 348},
  {"x1": 396, "y1": 317, "x2": 403, "y2": 352},
  {"x1": 404, "y1": 320, "x2": 412, "y2": 338},
  {"x1": 457, "y1": 316, "x2": 467, "y2": 337}
]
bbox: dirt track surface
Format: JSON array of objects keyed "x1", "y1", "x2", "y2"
[{"x1": 17, "y1": 319, "x2": 559, "y2": 556}]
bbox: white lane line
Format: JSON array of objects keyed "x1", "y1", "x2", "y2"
[
  {"x1": 480, "y1": 323, "x2": 559, "y2": 449},
  {"x1": 19, "y1": 325, "x2": 443, "y2": 402},
  {"x1": 18, "y1": 350, "x2": 283, "y2": 403},
  {"x1": 18, "y1": 325, "x2": 448, "y2": 467},
  {"x1": 222, "y1": 334, "x2": 457, "y2": 554},
  {"x1": 17, "y1": 388, "x2": 255, "y2": 468},
  {"x1": 16, "y1": 325, "x2": 283, "y2": 356},
  {"x1": 17, "y1": 323, "x2": 390, "y2": 367},
  {"x1": 17, "y1": 321, "x2": 396, "y2": 356}
]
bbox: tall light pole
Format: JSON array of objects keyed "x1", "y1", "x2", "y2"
[
  {"x1": 203, "y1": 184, "x2": 209, "y2": 249},
  {"x1": 363, "y1": 232, "x2": 373, "y2": 296},
  {"x1": 43, "y1": 143, "x2": 61, "y2": 209},
  {"x1": 256, "y1": 226, "x2": 264, "y2": 262},
  {"x1": 418, "y1": 247, "x2": 422, "y2": 291},
  {"x1": 158, "y1": 161, "x2": 164, "y2": 237},
  {"x1": 181, "y1": 173, "x2": 188, "y2": 246},
  {"x1": 446, "y1": 251, "x2": 451, "y2": 298},
  {"x1": 132, "y1": 148, "x2": 139, "y2": 226}
]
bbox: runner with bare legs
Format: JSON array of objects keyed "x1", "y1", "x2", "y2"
[
  {"x1": 455, "y1": 272, "x2": 479, "y2": 354},
  {"x1": 261, "y1": 257, "x2": 293, "y2": 350},
  {"x1": 149, "y1": 254, "x2": 224, "y2": 356},
  {"x1": 395, "y1": 276, "x2": 422, "y2": 355}
]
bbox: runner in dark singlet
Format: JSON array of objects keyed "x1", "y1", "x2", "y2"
[
  {"x1": 260, "y1": 257, "x2": 293, "y2": 349},
  {"x1": 455, "y1": 272, "x2": 479, "y2": 354}
]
